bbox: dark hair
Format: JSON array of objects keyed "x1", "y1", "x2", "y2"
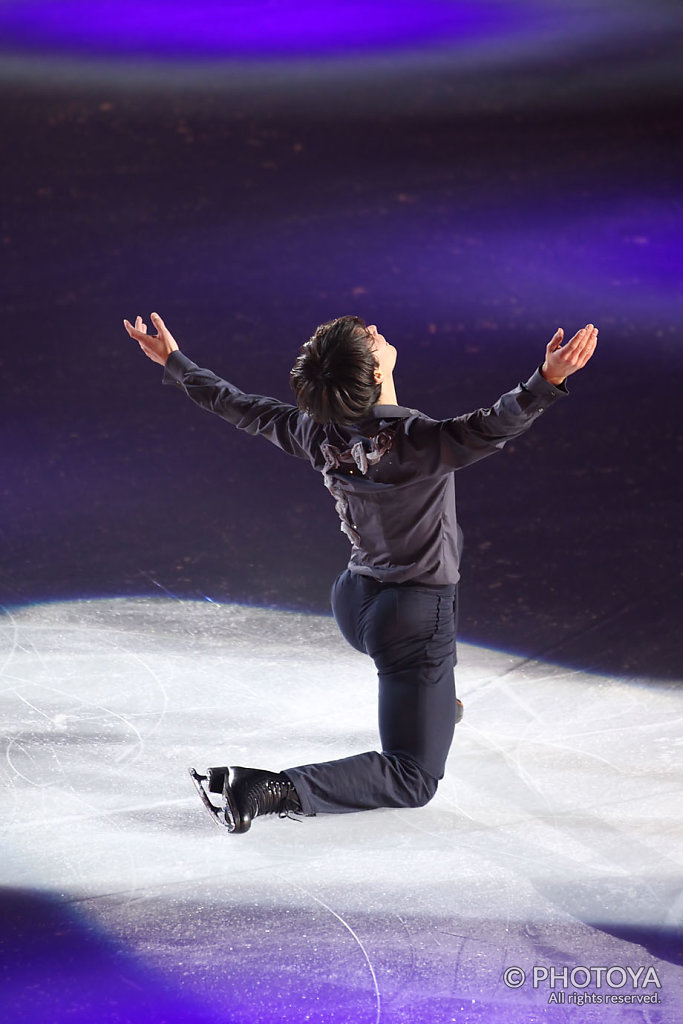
[{"x1": 290, "y1": 315, "x2": 381, "y2": 424}]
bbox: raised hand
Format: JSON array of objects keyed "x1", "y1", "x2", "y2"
[
  {"x1": 123, "y1": 312, "x2": 179, "y2": 365},
  {"x1": 541, "y1": 323, "x2": 598, "y2": 386}
]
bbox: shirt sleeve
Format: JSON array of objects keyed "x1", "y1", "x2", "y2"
[
  {"x1": 435, "y1": 367, "x2": 569, "y2": 470},
  {"x1": 162, "y1": 350, "x2": 316, "y2": 460}
]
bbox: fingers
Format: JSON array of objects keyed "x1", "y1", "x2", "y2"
[
  {"x1": 123, "y1": 318, "x2": 147, "y2": 342},
  {"x1": 150, "y1": 312, "x2": 165, "y2": 333},
  {"x1": 573, "y1": 324, "x2": 598, "y2": 364},
  {"x1": 563, "y1": 324, "x2": 597, "y2": 359},
  {"x1": 547, "y1": 327, "x2": 564, "y2": 353},
  {"x1": 578, "y1": 325, "x2": 598, "y2": 367},
  {"x1": 568, "y1": 323, "x2": 597, "y2": 349},
  {"x1": 552, "y1": 323, "x2": 598, "y2": 374},
  {"x1": 124, "y1": 314, "x2": 158, "y2": 340},
  {"x1": 147, "y1": 312, "x2": 179, "y2": 355}
]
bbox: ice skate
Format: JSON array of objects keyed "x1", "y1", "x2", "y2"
[{"x1": 188, "y1": 765, "x2": 303, "y2": 833}]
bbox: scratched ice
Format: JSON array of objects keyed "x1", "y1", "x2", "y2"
[{"x1": 1, "y1": 598, "x2": 681, "y2": 1024}]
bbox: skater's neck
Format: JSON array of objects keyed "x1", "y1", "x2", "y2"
[{"x1": 375, "y1": 375, "x2": 398, "y2": 407}]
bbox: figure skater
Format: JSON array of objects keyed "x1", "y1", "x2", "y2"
[{"x1": 123, "y1": 312, "x2": 597, "y2": 833}]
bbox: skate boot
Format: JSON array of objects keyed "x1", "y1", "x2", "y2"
[
  {"x1": 455, "y1": 698, "x2": 464, "y2": 725},
  {"x1": 189, "y1": 765, "x2": 303, "y2": 833}
]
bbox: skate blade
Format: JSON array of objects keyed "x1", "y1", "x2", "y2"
[
  {"x1": 222, "y1": 782, "x2": 248, "y2": 833},
  {"x1": 188, "y1": 767, "x2": 235, "y2": 831}
]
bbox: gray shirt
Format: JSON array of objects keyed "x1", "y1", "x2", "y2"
[{"x1": 163, "y1": 351, "x2": 568, "y2": 585}]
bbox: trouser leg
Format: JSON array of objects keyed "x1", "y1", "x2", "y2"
[{"x1": 284, "y1": 571, "x2": 459, "y2": 815}]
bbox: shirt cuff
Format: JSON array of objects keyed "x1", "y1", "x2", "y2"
[
  {"x1": 524, "y1": 366, "x2": 569, "y2": 399},
  {"x1": 162, "y1": 350, "x2": 198, "y2": 386}
]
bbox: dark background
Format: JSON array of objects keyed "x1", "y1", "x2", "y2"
[{"x1": 1, "y1": 0, "x2": 681, "y2": 679}]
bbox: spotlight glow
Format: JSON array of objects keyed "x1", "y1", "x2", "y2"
[{"x1": 0, "y1": 0, "x2": 530, "y2": 59}]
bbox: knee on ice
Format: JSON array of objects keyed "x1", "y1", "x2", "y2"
[
  {"x1": 385, "y1": 752, "x2": 440, "y2": 807},
  {"x1": 411, "y1": 776, "x2": 439, "y2": 807}
]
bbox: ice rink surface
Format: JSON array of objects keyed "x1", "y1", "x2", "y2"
[{"x1": 1, "y1": 597, "x2": 681, "y2": 1023}]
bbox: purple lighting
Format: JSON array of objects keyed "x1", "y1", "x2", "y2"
[{"x1": 0, "y1": 0, "x2": 528, "y2": 59}]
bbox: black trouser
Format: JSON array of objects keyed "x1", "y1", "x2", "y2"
[{"x1": 284, "y1": 570, "x2": 459, "y2": 815}]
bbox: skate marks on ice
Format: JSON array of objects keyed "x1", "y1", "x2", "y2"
[{"x1": 1, "y1": 597, "x2": 682, "y2": 1023}]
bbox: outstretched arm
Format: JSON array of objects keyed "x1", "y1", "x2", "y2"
[
  {"x1": 433, "y1": 322, "x2": 599, "y2": 470},
  {"x1": 541, "y1": 323, "x2": 598, "y2": 386},
  {"x1": 122, "y1": 311, "x2": 318, "y2": 460}
]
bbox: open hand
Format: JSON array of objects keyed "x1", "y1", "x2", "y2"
[
  {"x1": 123, "y1": 312, "x2": 179, "y2": 365},
  {"x1": 541, "y1": 323, "x2": 598, "y2": 386}
]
